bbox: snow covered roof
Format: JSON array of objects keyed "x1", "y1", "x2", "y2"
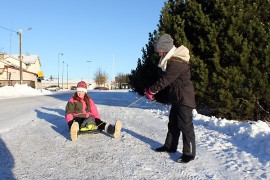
[
  {"x1": 0, "y1": 55, "x2": 25, "y2": 69},
  {"x1": 23, "y1": 55, "x2": 39, "y2": 64},
  {"x1": 11, "y1": 54, "x2": 40, "y2": 65},
  {"x1": 0, "y1": 54, "x2": 40, "y2": 69}
]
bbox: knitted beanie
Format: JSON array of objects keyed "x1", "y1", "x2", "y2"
[
  {"x1": 154, "y1": 34, "x2": 174, "y2": 52},
  {"x1": 76, "y1": 81, "x2": 87, "y2": 93}
]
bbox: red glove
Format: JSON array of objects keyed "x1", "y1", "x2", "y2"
[{"x1": 144, "y1": 88, "x2": 155, "y2": 101}]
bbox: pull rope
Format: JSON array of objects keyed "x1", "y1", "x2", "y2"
[
  {"x1": 96, "y1": 95, "x2": 145, "y2": 128},
  {"x1": 127, "y1": 96, "x2": 145, "y2": 108}
]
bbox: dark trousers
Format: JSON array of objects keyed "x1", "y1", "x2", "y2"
[
  {"x1": 68, "y1": 117, "x2": 106, "y2": 130},
  {"x1": 164, "y1": 105, "x2": 196, "y2": 156}
]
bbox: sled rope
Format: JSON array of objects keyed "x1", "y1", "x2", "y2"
[
  {"x1": 96, "y1": 96, "x2": 144, "y2": 128},
  {"x1": 127, "y1": 96, "x2": 144, "y2": 108}
]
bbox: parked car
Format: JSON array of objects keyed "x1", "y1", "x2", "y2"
[
  {"x1": 94, "y1": 86, "x2": 109, "y2": 90},
  {"x1": 45, "y1": 85, "x2": 60, "y2": 91},
  {"x1": 70, "y1": 86, "x2": 77, "y2": 90}
]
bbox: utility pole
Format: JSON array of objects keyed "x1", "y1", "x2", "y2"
[
  {"x1": 57, "y1": 53, "x2": 63, "y2": 86},
  {"x1": 18, "y1": 29, "x2": 23, "y2": 84},
  {"x1": 67, "y1": 64, "x2": 68, "y2": 89},
  {"x1": 62, "y1": 61, "x2": 64, "y2": 89},
  {"x1": 86, "y1": 60, "x2": 91, "y2": 87},
  {"x1": 17, "y1": 27, "x2": 32, "y2": 84}
]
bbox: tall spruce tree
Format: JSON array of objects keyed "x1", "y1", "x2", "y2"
[
  {"x1": 157, "y1": 0, "x2": 270, "y2": 121},
  {"x1": 130, "y1": 0, "x2": 270, "y2": 121},
  {"x1": 204, "y1": 0, "x2": 270, "y2": 120}
]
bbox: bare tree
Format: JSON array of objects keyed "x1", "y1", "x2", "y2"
[
  {"x1": 94, "y1": 68, "x2": 108, "y2": 86},
  {"x1": 115, "y1": 73, "x2": 130, "y2": 89}
]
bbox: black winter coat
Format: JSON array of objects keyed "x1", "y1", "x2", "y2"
[{"x1": 149, "y1": 59, "x2": 196, "y2": 108}]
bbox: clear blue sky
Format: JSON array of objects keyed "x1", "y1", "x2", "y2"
[{"x1": 0, "y1": 0, "x2": 166, "y2": 82}]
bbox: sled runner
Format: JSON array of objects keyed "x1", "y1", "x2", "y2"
[{"x1": 78, "y1": 129, "x2": 101, "y2": 134}]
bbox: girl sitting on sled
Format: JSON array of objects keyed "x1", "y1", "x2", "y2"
[{"x1": 65, "y1": 81, "x2": 122, "y2": 141}]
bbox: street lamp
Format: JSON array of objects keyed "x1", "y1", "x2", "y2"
[
  {"x1": 17, "y1": 27, "x2": 32, "y2": 84},
  {"x1": 66, "y1": 64, "x2": 68, "y2": 89},
  {"x1": 86, "y1": 60, "x2": 91, "y2": 86},
  {"x1": 62, "y1": 61, "x2": 65, "y2": 89},
  {"x1": 57, "y1": 53, "x2": 63, "y2": 87}
]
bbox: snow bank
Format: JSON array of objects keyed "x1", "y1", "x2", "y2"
[
  {"x1": 193, "y1": 110, "x2": 270, "y2": 163},
  {"x1": 0, "y1": 84, "x2": 52, "y2": 99}
]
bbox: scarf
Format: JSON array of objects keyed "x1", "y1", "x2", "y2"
[{"x1": 158, "y1": 46, "x2": 176, "y2": 71}]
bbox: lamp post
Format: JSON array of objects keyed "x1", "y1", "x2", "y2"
[
  {"x1": 62, "y1": 61, "x2": 65, "y2": 89},
  {"x1": 18, "y1": 29, "x2": 22, "y2": 84},
  {"x1": 57, "y1": 53, "x2": 63, "y2": 87},
  {"x1": 66, "y1": 64, "x2": 68, "y2": 89},
  {"x1": 17, "y1": 27, "x2": 32, "y2": 84},
  {"x1": 86, "y1": 60, "x2": 91, "y2": 86},
  {"x1": 112, "y1": 54, "x2": 115, "y2": 89}
]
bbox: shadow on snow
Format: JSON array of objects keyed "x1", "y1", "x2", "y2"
[
  {"x1": 35, "y1": 107, "x2": 70, "y2": 141},
  {"x1": 122, "y1": 128, "x2": 181, "y2": 162},
  {"x1": 0, "y1": 138, "x2": 15, "y2": 179}
]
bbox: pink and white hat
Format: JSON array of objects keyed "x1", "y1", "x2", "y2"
[{"x1": 76, "y1": 81, "x2": 87, "y2": 93}]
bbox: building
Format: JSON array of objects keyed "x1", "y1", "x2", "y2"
[{"x1": 0, "y1": 53, "x2": 42, "y2": 88}]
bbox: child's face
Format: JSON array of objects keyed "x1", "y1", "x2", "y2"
[{"x1": 77, "y1": 91, "x2": 85, "y2": 99}]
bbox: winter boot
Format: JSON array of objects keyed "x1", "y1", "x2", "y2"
[
  {"x1": 155, "y1": 146, "x2": 176, "y2": 153},
  {"x1": 177, "y1": 154, "x2": 195, "y2": 163},
  {"x1": 105, "y1": 120, "x2": 122, "y2": 138},
  {"x1": 113, "y1": 120, "x2": 122, "y2": 138},
  {"x1": 70, "y1": 122, "x2": 79, "y2": 141}
]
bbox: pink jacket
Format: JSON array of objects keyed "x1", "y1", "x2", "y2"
[{"x1": 65, "y1": 96, "x2": 101, "y2": 123}]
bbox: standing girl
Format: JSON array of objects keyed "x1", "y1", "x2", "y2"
[{"x1": 145, "y1": 34, "x2": 196, "y2": 163}]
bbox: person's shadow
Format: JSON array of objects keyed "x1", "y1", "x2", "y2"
[
  {"x1": 35, "y1": 107, "x2": 70, "y2": 140},
  {"x1": 122, "y1": 128, "x2": 181, "y2": 162},
  {"x1": 0, "y1": 138, "x2": 15, "y2": 179}
]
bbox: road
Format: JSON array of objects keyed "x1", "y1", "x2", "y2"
[{"x1": 0, "y1": 91, "x2": 72, "y2": 133}]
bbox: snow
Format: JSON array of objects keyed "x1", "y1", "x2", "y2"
[
  {"x1": 0, "y1": 84, "x2": 269, "y2": 179},
  {"x1": 0, "y1": 84, "x2": 52, "y2": 99}
]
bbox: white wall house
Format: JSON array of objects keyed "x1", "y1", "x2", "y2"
[{"x1": 0, "y1": 53, "x2": 42, "y2": 88}]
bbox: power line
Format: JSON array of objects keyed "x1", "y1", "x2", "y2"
[{"x1": 0, "y1": 25, "x2": 17, "y2": 33}]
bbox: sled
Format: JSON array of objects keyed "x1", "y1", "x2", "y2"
[
  {"x1": 78, "y1": 123, "x2": 101, "y2": 135},
  {"x1": 78, "y1": 129, "x2": 101, "y2": 135}
]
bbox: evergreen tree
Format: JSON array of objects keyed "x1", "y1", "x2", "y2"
[
  {"x1": 205, "y1": 0, "x2": 270, "y2": 120},
  {"x1": 130, "y1": 0, "x2": 270, "y2": 121},
  {"x1": 157, "y1": 0, "x2": 270, "y2": 121},
  {"x1": 129, "y1": 32, "x2": 161, "y2": 95}
]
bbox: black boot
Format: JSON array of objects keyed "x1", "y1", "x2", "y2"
[
  {"x1": 155, "y1": 146, "x2": 176, "y2": 153},
  {"x1": 177, "y1": 154, "x2": 195, "y2": 163},
  {"x1": 105, "y1": 121, "x2": 122, "y2": 138},
  {"x1": 105, "y1": 124, "x2": 115, "y2": 135}
]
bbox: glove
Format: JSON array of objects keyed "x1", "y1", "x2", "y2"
[{"x1": 144, "y1": 88, "x2": 155, "y2": 101}]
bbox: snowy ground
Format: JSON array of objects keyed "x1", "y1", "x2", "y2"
[{"x1": 0, "y1": 84, "x2": 269, "y2": 179}]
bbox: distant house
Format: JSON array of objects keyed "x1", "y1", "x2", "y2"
[{"x1": 0, "y1": 53, "x2": 42, "y2": 88}]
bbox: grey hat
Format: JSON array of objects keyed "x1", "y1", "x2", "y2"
[{"x1": 154, "y1": 34, "x2": 174, "y2": 52}]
